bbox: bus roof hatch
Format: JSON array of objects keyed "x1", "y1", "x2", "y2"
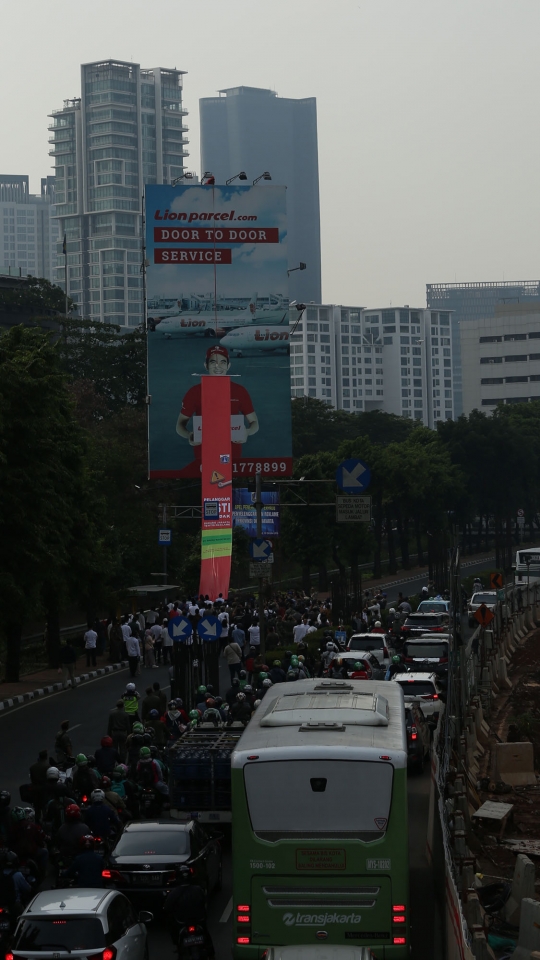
[{"x1": 259, "y1": 691, "x2": 390, "y2": 727}]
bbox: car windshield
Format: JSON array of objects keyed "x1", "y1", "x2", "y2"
[
  {"x1": 418, "y1": 602, "x2": 447, "y2": 613},
  {"x1": 15, "y1": 918, "x2": 105, "y2": 951},
  {"x1": 114, "y1": 830, "x2": 189, "y2": 856},
  {"x1": 471, "y1": 594, "x2": 497, "y2": 604},
  {"x1": 404, "y1": 642, "x2": 448, "y2": 659},
  {"x1": 349, "y1": 638, "x2": 383, "y2": 651},
  {"x1": 405, "y1": 615, "x2": 443, "y2": 625},
  {"x1": 397, "y1": 680, "x2": 437, "y2": 696}
]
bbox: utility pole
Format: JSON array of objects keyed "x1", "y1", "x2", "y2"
[
  {"x1": 255, "y1": 472, "x2": 266, "y2": 659},
  {"x1": 162, "y1": 503, "x2": 168, "y2": 587}
]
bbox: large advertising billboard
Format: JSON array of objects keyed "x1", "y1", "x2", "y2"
[{"x1": 145, "y1": 184, "x2": 292, "y2": 479}]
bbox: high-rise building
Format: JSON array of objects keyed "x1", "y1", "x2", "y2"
[
  {"x1": 426, "y1": 280, "x2": 540, "y2": 416},
  {"x1": 290, "y1": 304, "x2": 455, "y2": 427},
  {"x1": 49, "y1": 60, "x2": 189, "y2": 326},
  {"x1": 0, "y1": 175, "x2": 58, "y2": 280},
  {"x1": 461, "y1": 303, "x2": 540, "y2": 415},
  {"x1": 199, "y1": 86, "x2": 321, "y2": 304}
]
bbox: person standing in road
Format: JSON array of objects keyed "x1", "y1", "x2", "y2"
[
  {"x1": 29, "y1": 749, "x2": 50, "y2": 822},
  {"x1": 161, "y1": 619, "x2": 173, "y2": 664},
  {"x1": 107, "y1": 701, "x2": 130, "y2": 761},
  {"x1": 84, "y1": 625, "x2": 97, "y2": 668},
  {"x1": 55, "y1": 720, "x2": 73, "y2": 769},
  {"x1": 222, "y1": 637, "x2": 243, "y2": 683},
  {"x1": 248, "y1": 619, "x2": 260, "y2": 650},
  {"x1": 125, "y1": 631, "x2": 141, "y2": 677},
  {"x1": 59, "y1": 640, "x2": 77, "y2": 688}
]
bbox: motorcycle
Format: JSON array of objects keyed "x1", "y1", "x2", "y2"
[
  {"x1": 138, "y1": 787, "x2": 161, "y2": 820},
  {"x1": 176, "y1": 922, "x2": 214, "y2": 960}
]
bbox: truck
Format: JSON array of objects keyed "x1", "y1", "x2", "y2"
[{"x1": 168, "y1": 723, "x2": 244, "y2": 824}]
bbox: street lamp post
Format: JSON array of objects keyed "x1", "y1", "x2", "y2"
[
  {"x1": 226, "y1": 171, "x2": 247, "y2": 185},
  {"x1": 252, "y1": 172, "x2": 272, "y2": 185}
]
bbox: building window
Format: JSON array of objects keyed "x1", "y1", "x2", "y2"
[
  {"x1": 504, "y1": 355, "x2": 527, "y2": 362},
  {"x1": 529, "y1": 353, "x2": 540, "y2": 361},
  {"x1": 400, "y1": 336, "x2": 410, "y2": 344},
  {"x1": 504, "y1": 333, "x2": 527, "y2": 341},
  {"x1": 383, "y1": 336, "x2": 393, "y2": 345},
  {"x1": 481, "y1": 399, "x2": 502, "y2": 406},
  {"x1": 480, "y1": 357, "x2": 503, "y2": 364},
  {"x1": 479, "y1": 336, "x2": 502, "y2": 343},
  {"x1": 505, "y1": 376, "x2": 528, "y2": 383}
]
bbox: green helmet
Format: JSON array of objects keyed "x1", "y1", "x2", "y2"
[
  {"x1": 273, "y1": 659, "x2": 281, "y2": 666},
  {"x1": 76, "y1": 753, "x2": 87, "y2": 766},
  {"x1": 259, "y1": 671, "x2": 268, "y2": 680},
  {"x1": 354, "y1": 662, "x2": 362, "y2": 670},
  {"x1": 139, "y1": 746, "x2": 151, "y2": 759},
  {"x1": 290, "y1": 656, "x2": 299, "y2": 666},
  {"x1": 189, "y1": 709, "x2": 200, "y2": 720},
  {"x1": 132, "y1": 722, "x2": 144, "y2": 733},
  {"x1": 11, "y1": 806, "x2": 26, "y2": 821},
  {"x1": 197, "y1": 685, "x2": 207, "y2": 695},
  {"x1": 392, "y1": 655, "x2": 401, "y2": 664}
]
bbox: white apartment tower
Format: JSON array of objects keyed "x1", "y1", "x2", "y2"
[
  {"x1": 0, "y1": 175, "x2": 58, "y2": 280},
  {"x1": 49, "y1": 60, "x2": 188, "y2": 326}
]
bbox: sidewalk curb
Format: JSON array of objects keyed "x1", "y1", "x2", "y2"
[{"x1": 0, "y1": 660, "x2": 129, "y2": 713}]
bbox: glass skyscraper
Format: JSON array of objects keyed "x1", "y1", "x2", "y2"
[
  {"x1": 49, "y1": 60, "x2": 188, "y2": 326},
  {"x1": 426, "y1": 280, "x2": 540, "y2": 416}
]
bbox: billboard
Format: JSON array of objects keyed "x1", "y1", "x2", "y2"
[
  {"x1": 145, "y1": 183, "x2": 292, "y2": 479},
  {"x1": 233, "y1": 488, "x2": 280, "y2": 537}
]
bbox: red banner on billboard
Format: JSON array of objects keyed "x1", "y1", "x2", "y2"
[
  {"x1": 199, "y1": 376, "x2": 233, "y2": 600},
  {"x1": 154, "y1": 227, "x2": 278, "y2": 244},
  {"x1": 154, "y1": 248, "x2": 232, "y2": 264}
]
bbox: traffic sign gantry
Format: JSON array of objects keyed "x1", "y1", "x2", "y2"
[
  {"x1": 474, "y1": 603, "x2": 495, "y2": 627},
  {"x1": 167, "y1": 616, "x2": 193, "y2": 643},
  {"x1": 249, "y1": 538, "x2": 273, "y2": 561},
  {"x1": 489, "y1": 572, "x2": 504, "y2": 590},
  {"x1": 197, "y1": 615, "x2": 222, "y2": 642},
  {"x1": 335, "y1": 458, "x2": 371, "y2": 495}
]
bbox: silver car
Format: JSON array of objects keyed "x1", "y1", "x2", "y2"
[{"x1": 11, "y1": 889, "x2": 152, "y2": 960}]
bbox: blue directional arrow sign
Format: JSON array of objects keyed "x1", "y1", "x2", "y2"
[
  {"x1": 249, "y1": 538, "x2": 273, "y2": 561},
  {"x1": 335, "y1": 458, "x2": 371, "y2": 495},
  {"x1": 167, "y1": 616, "x2": 193, "y2": 643},
  {"x1": 197, "y1": 615, "x2": 222, "y2": 642}
]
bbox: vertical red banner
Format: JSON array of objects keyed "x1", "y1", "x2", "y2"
[{"x1": 199, "y1": 375, "x2": 233, "y2": 600}]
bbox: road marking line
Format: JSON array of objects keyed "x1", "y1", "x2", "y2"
[
  {"x1": 220, "y1": 897, "x2": 233, "y2": 923},
  {"x1": 68, "y1": 723, "x2": 81, "y2": 732}
]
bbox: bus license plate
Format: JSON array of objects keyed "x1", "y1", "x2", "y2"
[{"x1": 184, "y1": 935, "x2": 204, "y2": 945}]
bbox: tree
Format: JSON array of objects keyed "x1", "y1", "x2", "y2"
[{"x1": 0, "y1": 276, "x2": 72, "y2": 315}]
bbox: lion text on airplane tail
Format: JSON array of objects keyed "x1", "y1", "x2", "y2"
[{"x1": 219, "y1": 325, "x2": 290, "y2": 356}]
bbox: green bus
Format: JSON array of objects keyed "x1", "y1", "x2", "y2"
[{"x1": 231, "y1": 678, "x2": 409, "y2": 959}]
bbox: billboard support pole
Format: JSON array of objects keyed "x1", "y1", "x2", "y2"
[
  {"x1": 162, "y1": 503, "x2": 168, "y2": 588},
  {"x1": 256, "y1": 472, "x2": 266, "y2": 659}
]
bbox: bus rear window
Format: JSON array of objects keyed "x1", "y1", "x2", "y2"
[{"x1": 244, "y1": 760, "x2": 393, "y2": 841}]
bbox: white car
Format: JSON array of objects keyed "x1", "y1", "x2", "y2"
[
  {"x1": 393, "y1": 672, "x2": 443, "y2": 718},
  {"x1": 346, "y1": 633, "x2": 390, "y2": 664},
  {"x1": 11, "y1": 889, "x2": 152, "y2": 960},
  {"x1": 468, "y1": 591, "x2": 497, "y2": 626}
]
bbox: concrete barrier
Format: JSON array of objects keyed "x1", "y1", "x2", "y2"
[
  {"x1": 512, "y1": 898, "x2": 540, "y2": 959},
  {"x1": 492, "y1": 742, "x2": 536, "y2": 786},
  {"x1": 504, "y1": 854, "x2": 535, "y2": 926}
]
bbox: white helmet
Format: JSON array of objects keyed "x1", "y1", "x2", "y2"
[
  {"x1": 46, "y1": 766, "x2": 60, "y2": 781},
  {"x1": 253, "y1": 699, "x2": 262, "y2": 708},
  {"x1": 91, "y1": 789, "x2": 105, "y2": 802},
  {"x1": 126, "y1": 683, "x2": 136, "y2": 693},
  {"x1": 375, "y1": 620, "x2": 382, "y2": 627},
  {"x1": 326, "y1": 641, "x2": 334, "y2": 650},
  {"x1": 389, "y1": 608, "x2": 396, "y2": 614},
  {"x1": 262, "y1": 678, "x2": 272, "y2": 687}
]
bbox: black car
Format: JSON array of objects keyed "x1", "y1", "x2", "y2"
[
  {"x1": 103, "y1": 820, "x2": 222, "y2": 904},
  {"x1": 405, "y1": 703, "x2": 431, "y2": 772}
]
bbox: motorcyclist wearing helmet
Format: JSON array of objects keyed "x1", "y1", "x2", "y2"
[
  {"x1": 385, "y1": 654, "x2": 406, "y2": 681},
  {"x1": 163, "y1": 701, "x2": 186, "y2": 741},
  {"x1": 227, "y1": 692, "x2": 252, "y2": 726},
  {"x1": 72, "y1": 754, "x2": 100, "y2": 799},
  {"x1": 297, "y1": 654, "x2": 311, "y2": 678},
  {"x1": 269, "y1": 660, "x2": 286, "y2": 684},
  {"x1": 195, "y1": 686, "x2": 208, "y2": 714},
  {"x1": 162, "y1": 864, "x2": 213, "y2": 955},
  {"x1": 55, "y1": 804, "x2": 89, "y2": 859},
  {"x1": 125, "y1": 722, "x2": 146, "y2": 775},
  {"x1": 136, "y1": 747, "x2": 169, "y2": 801},
  {"x1": 145, "y1": 708, "x2": 168, "y2": 746},
  {"x1": 328, "y1": 658, "x2": 348, "y2": 680},
  {"x1": 201, "y1": 699, "x2": 222, "y2": 726},
  {"x1": 225, "y1": 677, "x2": 240, "y2": 707},
  {"x1": 319, "y1": 641, "x2": 338, "y2": 676},
  {"x1": 0, "y1": 791, "x2": 11, "y2": 846},
  {"x1": 64, "y1": 835, "x2": 105, "y2": 888},
  {"x1": 44, "y1": 778, "x2": 77, "y2": 834},
  {"x1": 348, "y1": 660, "x2": 370, "y2": 680},
  {"x1": 371, "y1": 620, "x2": 385, "y2": 634},
  {"x1": 54, "y1": 720, "x2": 73, "y2": 770},
  {"x1": 121, "y1": 684, "x2": 141, "y2": 726},
  {"x1": 255, "y1": 677, "x2": 273, "y2": 700},
  {"x1": 237, "y1": 670, "x2": 248, "y2": 691},
  {"x1": 9, "y1": 807, "x2": 48, "y2": 878},
  {"x1": 100, "y1": 777, "x2": 127, "y2": 819},
  {"x1": 82, "y1": 790, "x2": 121, "y2": 840},
  {"x1": 95, "y1": 737, "x2": 120, "y2": 776},
  {"x1": 188, "y1": 709, "x2": 200, "y2": 729},
  {"x1": 0, "y1": 850, "x2": 33, "y2": 916}
]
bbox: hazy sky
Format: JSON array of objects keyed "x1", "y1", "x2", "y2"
[{"x1": 2, "y1": 0, "x2": 540, "y2": 307}]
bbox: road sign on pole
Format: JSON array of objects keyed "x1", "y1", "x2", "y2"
[
  {"x1": 167, "y1": 616, "x2": 193, "y2": 643},
  {"x1": 474, "y1": 603, "x2": 495, "y2": 627},
  {"x1": 197, "y1": 615, "x2": 222, "y2": 642},
  {"x1": 249, "y1": 538, "x2": 273, "y2": 561},
  {"x1": 336, "y1": 496, "x2": 371, "y2": 522},
  {"x1": 335, "y1": 458, "x2": 371, "y2": 494},
  {"x1": 489, "y1": 572, "x2": 503, "y2": 590},
  {"x1": 158, "y1": 528, "x2": 172, "y2": 545},
  {"x1": 250, "y1": 561, "x2": 272, "y2": 579}
]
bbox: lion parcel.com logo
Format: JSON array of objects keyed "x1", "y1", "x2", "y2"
[{"x1": 282, "y1": 912, "x2": 361, "y2": 927}]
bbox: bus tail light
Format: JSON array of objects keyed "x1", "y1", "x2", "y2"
[
  {"x1": 410, "y1": 727, "x2": 417, "y2": 741},
  {"x1": 393, "y1": 905, "x2": 406, "y2": 912},
  {"x1": 237, "y1": 905, "x2": 250, "y2": 912},
  {"x1": 237, "y1": 916, "x2": 250, "y2": 923},
  {"x1": 237, "y1": 937, "x2": 251, "y2": 945},
  {"x1": 393, "y1": 915, "x2": 406, "y2": 923},
  {"x1": 393, "y1": 937, "x2": 407, "y2": 945}
]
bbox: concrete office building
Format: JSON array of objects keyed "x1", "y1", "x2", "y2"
[
  {"x1": 290, "y1": 304, "x2": 455, "y2": 427},
  {"x1": 461, "y1": 303, "x2": 540, "y2": 414},
  {"x1": 427, "y1": 280, "x2": 540, "y2": 416},
  {"x1": 0, "y1": 175, "x2": 58, "y2": 280},
  {"x1": 200, "y1": 86, "x2": 321, "y2": 304},
  {"x1": 49, "y1": 60, "x2": 189, "y2": 325}
]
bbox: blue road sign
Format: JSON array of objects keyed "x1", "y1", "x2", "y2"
[
  {"x1": 158, "y1": 528, "x2": 172, "y2": 545},
  {"x1": 197, "y1": 615, "x2": 222, "y2": 642},
  {"x1": 335, "y1": 458, "x2": 371, "y2": 494},
  {"x1": 167, "y1": 616, "x2": 193, "y2": 643},
  {"x1": 249, "y1": 538, "x2": 273, "y2": 561}
]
